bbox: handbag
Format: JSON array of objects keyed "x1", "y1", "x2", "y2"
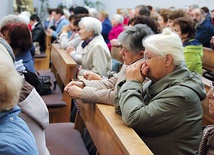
[{"x1": 37, "y1": 76, "x2": 56, "y2": 96}]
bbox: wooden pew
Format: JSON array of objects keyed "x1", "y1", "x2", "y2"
[
  {"x1": 201, "y1": 77, "x2": 214, "y2": 125},
  {"x1": 34, "y1": 31, "x2": 52, "y2": 70},
  {"x1": 50, "y1": 43, "x2": 77, "y2": 122},
  {"x1": 202, "y1": 47, "x2": 214, "y2": 72},
  {"x1": 74, "y1": 99, "x2": 153, "y2": 155}
]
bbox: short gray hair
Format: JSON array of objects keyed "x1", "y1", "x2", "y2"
[
  {"x1": 118, "y1": 24, "x2": 154, "y2": 54},
  {"x1": 79, "y1": 16, "x2": 102, "y2": 36},
  {"x1": 143, "y1": 28, "x2": 184, "y2": 65}
]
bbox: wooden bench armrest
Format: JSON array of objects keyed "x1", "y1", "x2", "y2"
[
  {"x1": 75, "y1": 99, "x2": 153, "y2": 155},
  {"x1": 202, "y1": 47, "x2": 214, "y2": 72}
]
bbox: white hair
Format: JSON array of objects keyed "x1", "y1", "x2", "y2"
[
  {"x1": 0, "y1": 14, "x2": 26, "y2": 29},
  {"x1": 0, "y1": 45, "x2": 23, "y2": 111},
  {"x1": 112, "y1": 14, "x2": 124, "y2": 24},
  {"x1": 79, "y1": 17, "x2": 102, "y2": 35},
  {"x1": 143, "y1": 28, "x2": 184, "y2": 65}
]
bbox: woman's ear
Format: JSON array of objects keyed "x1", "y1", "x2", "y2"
[{"x1": 165, "y1": 54, "x2": 173, "y2": 66}]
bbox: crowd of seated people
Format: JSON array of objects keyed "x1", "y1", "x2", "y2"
[{"x1": 1, "y1": 3, "x2": 214, "y2": 155}]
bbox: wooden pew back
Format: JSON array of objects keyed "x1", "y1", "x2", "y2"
[
  {"x1": 202, "y1": 47, "x2": 214, "y2": 71},
  {"x1": 34, "y1": 31, "x2": 52, "y2": 70},
  {"x1": 50, "y1": 44, "x2": 77, "y2": 122},
  {"x1": 75, "y1": 100, "x2": 153, "y2": 155}
]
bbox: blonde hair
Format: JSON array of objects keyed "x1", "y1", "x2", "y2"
[
  {"x1": 143, "y1": 28, "x2": 184, "y2": 65},
  {"x1": 0, "y1": 46, "x2": 23, "y2": 111}
]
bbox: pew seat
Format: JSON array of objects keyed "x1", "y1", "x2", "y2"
[
  {"x1": 45, "y1": 123, "x2": 89, "y2": 155},
  {"x1": 37, "y1": 70, "x2": 67, "y2": 123}
]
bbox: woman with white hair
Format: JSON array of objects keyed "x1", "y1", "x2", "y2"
[
  {"x1": 116, "y1": 28, "x2": 206, "y2": 155},
  {"x1": 0, "y1": 47, "x2": 38, "y2": 154},
  {"x1": 71, "y1": 16, "x2": 112, "y2": 78},
  {"x1": 107, "y1": 14, "x2": 124, "y2": 50}
]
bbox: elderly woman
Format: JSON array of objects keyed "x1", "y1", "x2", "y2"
[
  {"x1": 1, "y1": 22, "x2": 36, "y2": 73},
  {"x1": 65, "y1": 24, "x2": 154, "y2": 154},
  {"x1": 98, "y1": 10, "x2": 112, "y2": 44},
  {"x1": 59, "y1": 14, "x2": 88, "y2": 50},
  {"x1": 65, "y1": 24, "x2": 154, "y2": 105},
  {"x1": 107, "y1": 14, "x2": 124, "y2": 50},
  {"x1": 0, "y1": 47, "x2": 38, "y2": 154},
  {"x1": 116, "y1": 28, "x2": 206, "y2": 155},
  {"x1": 70, "y1": 16, "x2": 112, "y2": 77},
  {"x1": 173, "y1": 17, "x2": 203, "y2": 74}
]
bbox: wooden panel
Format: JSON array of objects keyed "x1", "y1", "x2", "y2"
[
  {"x1": 202, "y1": 47, "x2": 214, "y2": 71},
  {"x1": 34, "y1": 31, "x2": 52, "y2": 70},
  {"x1": 75, "y1": 99, "x2": 153, "y2": 155},
  {"x1": 50, "y1": 44, "x2": 77, "y2": 122}
]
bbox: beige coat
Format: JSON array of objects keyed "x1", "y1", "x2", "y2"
[
  {"x1": 78, "y1": 35, "x2": 112, "y2": 77},
  {"x1": 81, "y1": 64, "x2": 126, "y2": 105},
  {"x1": 18, "y1": 81, "x2": 50, "y2": 155}
]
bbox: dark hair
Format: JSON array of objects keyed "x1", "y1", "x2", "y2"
[
  {"x1": 201, "y1": 6, "x2": 209, "y2": 13},
  {"x1": 53, "y1": 8, "x2": 64, "y2": 15},
  {"x1": 30, "y1": 14, "x2": 40, "y2": 22},
  {"x1": 147, "y1": 5, "x2": 153, "y2": 11},
  {"x1": 73, "y1": 14, "x2": 90, "y2": 26},
  {"x1": 69, "y1": 6, "x2": 75, "y2": 13},
  {"x1": 173, "y1": 17, "x2": 195, "y2": 39},
  {"x1": 1, "y1": 23, "x2": 32, "y2": 51},
  {"x1": 47, "y1": 8, "x2": 53, "y2": 15},
  {"x1": 135, "y1": 5, "x2": 150, "y2": 17},
  {"x1": 68, "y1": 14, "x2": 75, "y2": 21},
  {"x1": 73, "y1": 6, "x2": 89, "y2": 15},
  {"x1": 128, "y1": 16, "x2": 158, "y2": 34},
  {"x1": 167, "y1": 9, "x2": 188, "y2": 20},
  {"x1": 159, "y1": 8, "x2": 172, "y2": 23}
]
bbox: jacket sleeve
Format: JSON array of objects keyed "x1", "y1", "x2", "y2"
[
  {"x1": 117, "y1": 80, "x2": 190, "y2": 136},
  {"x1": 32, "y1": 26, "x2": 44, "y2": 42}
]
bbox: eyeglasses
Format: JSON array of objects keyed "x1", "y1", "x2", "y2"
[{"x1": 120, "y1": 46, "x2": 129, "y2": 53}]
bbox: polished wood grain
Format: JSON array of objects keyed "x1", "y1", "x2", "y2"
[
  {"x1": 75, "y1": 99, "x2": 153, "y2": 155},
  {"x1": 34, "y1": 31, "x2": 52, "y2": 70},
  {"x1": 202, "y1": 47, "x2": 214, "y2": 71},
  {"x1": 50, "y1": 44, "x2": 77, "y2": 122}
]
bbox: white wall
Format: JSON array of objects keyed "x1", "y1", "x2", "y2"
[
  {"x1": 0, "y1": 0, "x2": 13, "y2": 20},
  {"x1": 32, "y1": 0, "x2": 214, "y2": 19},
  {"x1": 101, "y1": 0, "x2": 214, "y2": 18},
  {"x1": 1, "y1": 0, "x2": 214, "y2": 20}
]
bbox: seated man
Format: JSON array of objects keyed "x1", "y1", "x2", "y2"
[
  {"x1": 116, "y1": 28, "x2": 206, "y2": 155},
  {"x1": 47, "y1": 8, "x2": 70, "y2": 41},
  {"x1": 191, "y1": 8, "x2": 214, "y2": 47},
  {"x1": 0, "y1": 46, "x2": 38, "y2": 155}
]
